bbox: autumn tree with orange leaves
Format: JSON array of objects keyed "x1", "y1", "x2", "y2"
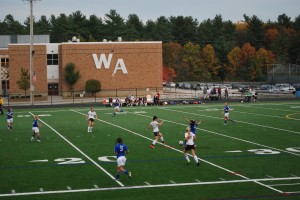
[{"x1": 227, "y1": 43, "x2": 275, "y2": 81}]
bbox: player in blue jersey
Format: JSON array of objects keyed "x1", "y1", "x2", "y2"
[
  {"x1": 182, "y1": 117, "x2": 203, "y2": 148},
  {"x1": 31, "y1": 116, "x2": 42, "y2": 142},
  {"x1": 223, "y1": 102, "x2": 234, "y2": 125},
  {"x1": 114, "y1": 137, "x2": 131, "y2": 180},
  {"x1": 185, "y1": 116, "x2": 203, "y2": 135},
  {"x1": 6, "y1": 108, "x2": 13, "y2": 131},
  {"x1": 113, "y1": 98, "x2": 124, "y2": 117}
]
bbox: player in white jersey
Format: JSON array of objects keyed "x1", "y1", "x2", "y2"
[
  {"x1": 146, "y1": 116, "x2": 165, "y2": 148},
  {"x1": 183, "y1": 127, "x2": 200, "y2": 166},
  {"x1": 86, "y1": 107, "x2": 97, "y2": 132}
]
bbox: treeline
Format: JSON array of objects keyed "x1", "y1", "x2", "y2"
[{"x1": 1, "y1": 10, "x2": 300, "y2": 81}]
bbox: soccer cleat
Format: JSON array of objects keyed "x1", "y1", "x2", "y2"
[
  {"x1": 150, "y1": 145, "x2": 155, "y2": 149},
  {"x1": 186, "y1": 161, "x2": 190, "y2": 165},
  {"x1": 115, "y1": 178, "x2": 120, "y2": 181},
  {"x1": 37, "y1": 140, "x2": 40, "y2": 142},
  {"x1": 128, "y1": 171, "x2": 132, "y2": 179},
  {"x1": 197, "y1": 162, "x2": 200, "y2": 166},
  {"x1": 31, "y1": 138, "x2": 34, "y2": 142}
]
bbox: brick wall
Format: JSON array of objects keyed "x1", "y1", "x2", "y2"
[
  {"x1": 8, "y1": 44, "x2": 47, "y2": 95},
  {"x1": 60, "y1": 42, "x2": 163, "y2": 92},
  {"x1": 7, "y1": 42, "x2": 163, "y2": 96}
]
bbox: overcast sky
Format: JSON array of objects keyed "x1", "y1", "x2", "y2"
[{"x1": 1, "y1": 0, "x2": 299, "y2": 23}]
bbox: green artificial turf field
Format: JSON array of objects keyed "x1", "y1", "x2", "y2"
[{"x1": 0, "y1": 101, "x2": 300, "y2": 200}]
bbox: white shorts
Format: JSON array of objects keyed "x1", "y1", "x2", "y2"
[
  {"x1": 224, "y1": 113, "x2": 229, "y2": 117},
  {"x1": 115, "y1": 106, "x2": 120, "y2": 110},
  {"x1": 117, "y1": 156, "x2": 126, "y2": 167},
  {"x1": 32, "y1": 127, "x2": 39, "y2": 133},
  {"x1": 7, "y1": 118, "x2": 13, "y2": 123}
]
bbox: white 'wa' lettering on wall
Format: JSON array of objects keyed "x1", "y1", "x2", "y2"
[{"x1": 92, "y1": 53, "x2": 128, "y2": 74}]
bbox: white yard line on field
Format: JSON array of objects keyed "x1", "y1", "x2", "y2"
[
  {"x1": 1, "y1": 177, "x2": 299, "y2": 197},
  {"x1": 70, "y1": 109, "x2": 284, "y2": 194},
  {"x1": 162, "y1": 108, "x2": 300, "y2": 135},
  {"x1": 131, "y1": 110, "x2": 300, "y2": 157},
  {"x1": 28, "y1": 112, "x2": 124, "y2": 187},
  {"x1": 230, "y1": 110, "x2": 288, "y2": 120},
  {"x1": 234, "y1": 104, "x2": 299, "y2": 112},
  {"x1": 269, "y1": 183, "x2": 300, "y2": 187}
]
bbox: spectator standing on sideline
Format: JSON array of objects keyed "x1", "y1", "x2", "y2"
[
  {"x1": 217, "y1": 86, "x2": 222, "y2": 100},
  {"x1": 224, "y1": 87, "x2": 229, "y2": 99},
  {"x1": 0, "y1": 97, "x2": 3, "y2": 115}
]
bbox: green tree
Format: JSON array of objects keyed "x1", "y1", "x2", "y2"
[
  {"x1": 88, "y1": 33, "x2": 97, "y2": 42},
  {"x1": 124, "y1": 14, "x2": 144, "y2": 41},
  {"x1": 143, "y1": 20, "x2": 156, "y2": 40},
  {"x1": 277, "y1": 13, "x2": 292, "y2": 28},
  {"x1": 85, "y1": 79, "x2": 101, "y2": 96},
  {"x1": 293, "y1": 15, "x2": 300, "y2": 31},
  {"x1": 69, "y1": 11, "x2": 89, "y2": 40},
  {"x1": 35, "y1": 15, "x2": 51, "y2": 34},
  {"x1": 182, "y1": 42, "x2": 206, "y2": 81},
  {"x1": 288, "y1": 32, "x2": 300, "y2": 63},
  {"x1": 63, "y1": 63, "x2": 80, "y2": 93},
  {"x1": 152, "y1": 16, "x2": 173, "y2": 41},
  {"x1": 169, "y1": 16, "x2": 198, "y2": 44},
  {"x1": 243, "y1": 14, "x2": 265, "y2": 49},
  {"x1": 197, "y1": 18, "x2": 214, "y2": 44},
  {"x1": 50, "y1": 14, "x2": 72, "y2": 43},
  {"x1": 103, "y1": 10, "x2": 125, "y2": 41},
  {"x1": 88, "y1": 15, "x2": 105, "y2": 41},
  {"x1": 16, "y1": 67, "x2": 30, "y2": 98},
  {"x1": 2, "y1": 14, "x2": 24, "y2": 35}
]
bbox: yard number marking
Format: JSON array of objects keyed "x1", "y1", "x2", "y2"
[{"x1": 54, "y1": 158, "x2": 85, "y2": 165}]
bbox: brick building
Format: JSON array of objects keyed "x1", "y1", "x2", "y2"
[{"x1": 0, "y1": 41, "x2": 163, "y2": 97}]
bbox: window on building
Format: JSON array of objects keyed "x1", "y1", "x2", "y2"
[
  {"x1": 1, "y1": 58, "x2": 9, "y2": 67},
  {"x1": 47, "y1": 54, "x2": 58, "y2": 65}
]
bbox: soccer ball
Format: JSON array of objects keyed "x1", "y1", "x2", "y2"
[{"x1": 179, "y1": 141, "x2": 183, "y2": 145}]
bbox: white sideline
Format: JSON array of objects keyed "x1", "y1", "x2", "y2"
[
  {"x1": 28, "y1": 112, "x2": 124, "y2": 187},
  {"x1": 1, "y1": 177, "x2": 299, "y2": 197},
  {"x1": 70, "y1": 109, "x2": 283, "y2": 194}
]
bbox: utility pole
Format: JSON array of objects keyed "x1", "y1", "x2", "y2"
[
  {"x1": 24, "y1": 0, "x2": 40, "y2": 105},
  {"x1": 29, "y1": 0, "x2": 34, "y2": 105}
]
